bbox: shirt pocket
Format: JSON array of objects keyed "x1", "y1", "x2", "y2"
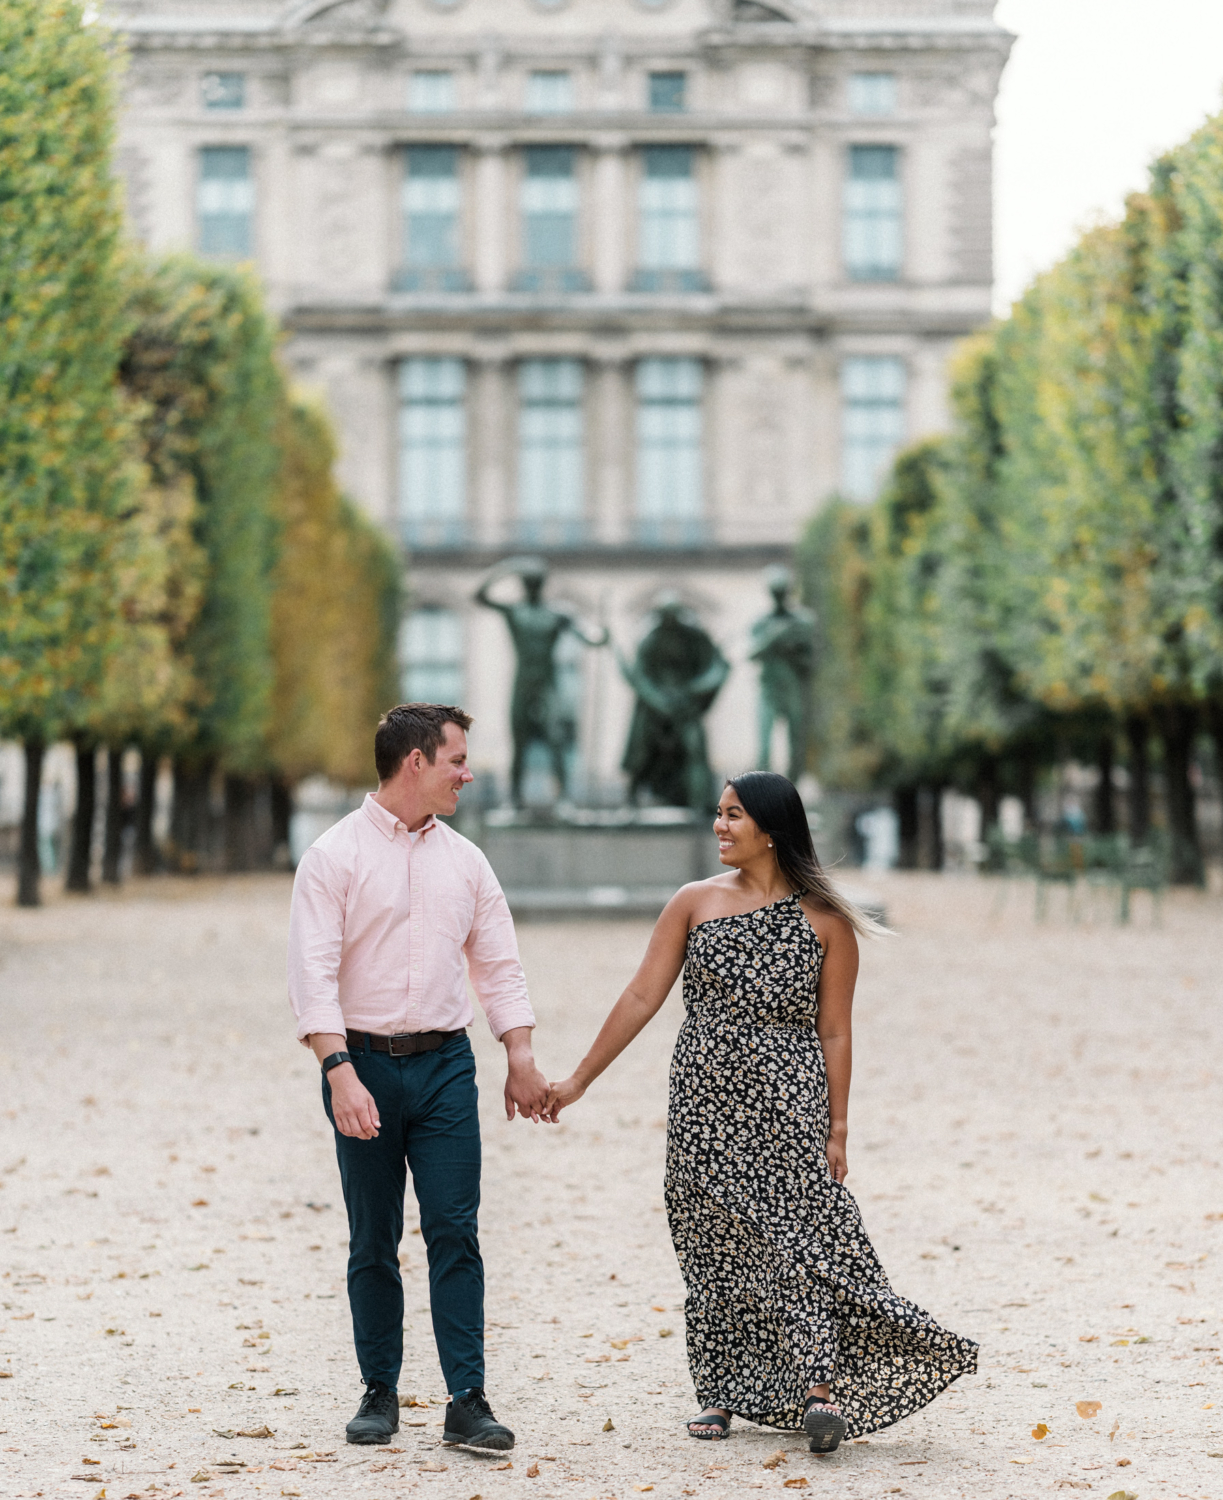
[{"x1": 433, "y1": 880, "x2": 478, "y2": 945}]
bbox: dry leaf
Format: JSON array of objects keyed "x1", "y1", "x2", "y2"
[
  {"x1": 658, "y1": 1327, "x2": 673, "y2": 1338},
  {"x1": 1079, "y1": 1335, "x2": 1098, "y2": 1343},
  {"x1": 1009, "y1": 1457, "x2": 1034, "y2": 1464},
  {"x1": 0, "y1": 1371, "x2": 11, "y2": 1379},
  {"x1": 782, "y1": 1480, "x2": 809, "y2": 1490},
  {"x1": 418, "y1": 1462, "x2": 448, "y2": 1473},
  {"x1": 1106, "y1": 1492, "x2": 1138, "y2": 1500},
  {"x1": 237, "y1": 1425, "x2": 274, "y2": 1439},
  {"x1": 1076, "y1": 1400, "x2": 1102, "y2": 1418},
  {"x1": 191, "y1": 1199, "x2": 208, "y2": 1208},
  {"x1": 602, "y1": 1419, "x2": 615, "y2": 1432},
  {"x1": 762, "y1": 1450, "x2": 788, "y2": 1469},
  {"x1": 585, "y1": 1355, "x2": 611, "y2": 1364},
  {"x1": 494, "y1": 1461, "x2": 512, "y2": 1470},
  {"x1": 526, "y1": 1462, "x2": 540, "y2": 1477},
  {"x1": 634, "y1": 1488, "x2": 655, "y2": 1494},
  {"x1": 1116, "y1": 1458, "x2": 1131, "y2": 1467},
  {"x1": 1031, "y1": 1423, "x2": 1049, "y2": 1440},
  {"x1": 189, "y1": 1474, "x2": 211, "y2": 1484},
  {"x1": 1108, "y1": 1420, "x2": 1119, "y2": 1441}
]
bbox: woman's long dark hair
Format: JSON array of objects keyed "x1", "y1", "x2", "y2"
[{"x1": 727, "y1": 771, "x2": 887, "y2": 937}]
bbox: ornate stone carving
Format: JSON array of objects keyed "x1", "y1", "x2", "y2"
[{"x1": 282, "y1": 0, "x2": 390, "y2": 30}]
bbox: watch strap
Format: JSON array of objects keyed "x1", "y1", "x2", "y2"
[{"x1": 321, "y1": 1050, "x2": 353, "y2": 1075}]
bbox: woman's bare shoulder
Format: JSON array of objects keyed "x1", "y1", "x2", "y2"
[
  {"x1": 663, "y1": 875, "x2": 739, "y2": 928},
  {"x1": 799, "y1": 897, "x2": 856, "y2": 951}
]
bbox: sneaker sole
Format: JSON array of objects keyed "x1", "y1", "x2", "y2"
[
  {"x1": 803, "y1": 1407, "x2": 846, "y2": 1454},
  {"x1": 442, "y1": 1428, "x2": 515, "y2": 1452},
  {"x1": 346, "y1": 1429, "x2": 397, "y2": 1445}
]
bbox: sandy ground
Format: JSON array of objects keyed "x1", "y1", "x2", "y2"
[{"x1": 0, "y1": 869, "x2": 1220, "y2": 1500}]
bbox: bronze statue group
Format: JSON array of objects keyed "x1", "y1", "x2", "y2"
[{"x1": 475, "y1": 557, "x2": 815, "y2": 809}]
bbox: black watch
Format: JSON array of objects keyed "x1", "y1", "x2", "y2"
[{"x1": 321, "y1": 1050, "x2": 353, "y2": 1076}]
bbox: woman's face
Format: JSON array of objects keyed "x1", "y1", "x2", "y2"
[{"x1": 713, "y1": 786, "x2": 774, "y2": 868}]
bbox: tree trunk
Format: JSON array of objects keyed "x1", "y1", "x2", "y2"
[
  {"x1": 1206, "y1": 700, "x2": 1223, "y2": 811},
  {"x1": 169, "y1": 759, "x2": 213, "y2": 873},
  {"x1": 1157, "y1": 702, "x2": 1204, "y2": 886},
  {"x1": 1125, "y1": 714, "x2": 1151, "y2": 843},
  {"x1": 1094, "y1": 729, "x2": 1116, "y2": 835},
  {"x1": 976, "y1": 758, "x2": 1000, "y2": 840},
  {"x1": 134, "y1": 750, "x2": 159, "y2": 875},
  {"x1": 17, "y1": 740, "x2": 45, "y2": 908},
  {"x1": 224, "y1": 775, "x2": 254, "y2": 872},
  {"x1": 271, "y1": 777, "x2": 292, "y2": 865},
  {"x1": 65, "y1": 741, "x2": 97, "y2": 893},
  {"x1": 917, "y1": 783, "x2": 945, "y2": 870},
  {"x1": 1015, "y1": 749, "x2": 1037, "y2": 831},
  {"x1": 894, "y1": 784, "x2": 919, "y2": 869},
  {"x1": 101, "y1": 747, "x2": 124, "y2": 885}
]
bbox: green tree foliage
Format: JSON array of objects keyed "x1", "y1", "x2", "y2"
[
  {"x1": 0, "y1": 0, "x2": 132, "y2": 902},
  {"x1": 269, "y1": 395, "x2": 402, "y2": 787},
  {"x1": 803, "y1": 110, "x2": 1223, "y2": 882}
]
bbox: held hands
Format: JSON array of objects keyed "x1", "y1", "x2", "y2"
[
  {"x1": 504, "y1": 1053, "x2": 553, "y2": 1123},
  {"x1": 542, "y1": 1075, "x2": 587, "y2": 1122}
]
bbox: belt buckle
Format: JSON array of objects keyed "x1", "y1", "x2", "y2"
[{"x1": 387, "y1": 1033, "x2": 417, "y2": 1057}]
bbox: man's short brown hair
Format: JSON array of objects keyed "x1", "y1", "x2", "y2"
[{"x1": 374, "y1": 703, "x2": 474, "y2": 782}]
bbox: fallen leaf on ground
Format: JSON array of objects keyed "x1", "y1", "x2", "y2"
[
  {"x1": 782, "y1": 1480, "x2": 809, "y2": 1490},
  {"x1": 602, "y1": 1419, "x2": 614, "y2": 1432},
  {"x1": 762, "y1": 1450, "x2": 788, "y2": 1469},
  {"x1": 237, "y1": 1426, "x2": 274, "y2": 1439},
  {"x1": 191, "y1": 1199, "x2": 208, "y2": 1208},
  {"x1": 189, "y1": 1474, "x2": 211, "y2": 1485},
  {"x1": 494, "y1": 1460, "x2": 512, "y2": 1469},
  {"x1": 212, "y1": 1429, "x2": 236, "y2": 1439},
  {"x1": 1076, "y1": 1401, "x2": 1101, "y2": 1418},
  {"x1": 1009, "y1": 1457, "x2": 1034, "y2": 1464},
  {"x1": 1032, "y1": 1423, "x2": 1048, "y2": 1440},
  {"x1": 658, "y1": 1328, "x2": 673, "y2": 1338},
  {"x1": 633, "y1": 1488, "x2": 654, "y2": 1494},
  {"x1": 1116, "y1": 1457, "x2": 1131, "y2": 1466},
  {"x1": 1106, "y1": 1492, "x2": 1137, "y2": 1500},
  {"x1": 526, "y1": 1462, "x2": 540, "y2": 1477},
  {"x1": 418, "y1": 1462, "x2": 448, "y2": 1473}
]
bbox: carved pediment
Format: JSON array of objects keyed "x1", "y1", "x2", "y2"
[
  {"x1": 732, "y1": 0, "x2": 800, "y2": 21},
  {"x1": 280, "y1": 0, "x2": 390, "y2": 29}
]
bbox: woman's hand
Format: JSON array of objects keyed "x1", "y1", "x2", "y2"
[
  {"x1": 543, "y1": 1075, "x2": 587, "y2": 1122},
  {"x1": 825, "y1": 1127, "x2": 848, "y2": 1184}
]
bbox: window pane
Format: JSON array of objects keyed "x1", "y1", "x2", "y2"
[
  {"x1": 525, "y1": 71, "x2": 574, "y2": 113},
  {"x1": 648, "y1": 71, "x2": 686, "y2": 113},
  {"x1": 404, "y1": 146, "x2": 460, "y2": 269},
  {"x1": 399, "y1": 357, "x2": 467, "y2": 546},
  {"x1": 198, "y1": 146, "x2": 252, "y2": 257},
  {"x1": 638, "y1": 146, "x2": 699, "y2": 273},
  {"x1": 408, "y1": 71, "x2": 456, "y2": 113},
  {"x1": 844, "y1": 145, "x2": 902, "y2": 280},
  {"x1": 400, "y1": 608, "x2": 464, "y2": 705},
  {"x1": 517, "y1": 359, "x2": 584, "y2": 544},
  {"x1": 848, "y1": 72, "x2": 897, "y2": 116},
  {"x1": 841, "y1": 356, "x2": 906, "y2": 502},
  {"x1": 521, "y1": 147, "x2": 577, "y2": 269},
  {"x1": 635, "y1": 357, "x2": 703, "y2": 544},
  {"x1": 202, "y1": 72, "x2": 245, "y2": 111}
]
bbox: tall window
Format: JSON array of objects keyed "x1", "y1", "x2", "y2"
[
  {"x1": 408, "y1": 70, "x2": 456, "y2": 113},
  {"x1": 400, "y1": 608, "x2": 464, "y2": 704},
  {"x1": 648, "y1": 71, "x2": 687, "y2": 113},
  {"x1": 525, "y1": 70, "x2": 574, "y2": 113},
  {"x1": 841, "y1": 356, "x2": 906, "y2": 501},
  {"x1": 844, "y1": 145, "x2": 902, "y2": 281},
  {"x1": 514, "y1": 147, "x2": 589, "y2": 292},
  {"x1": 517, "y1": 359, "x2": 585, "y2": 545},
  {"x1": 632, "y1": 146, "x2": 705, "y2": 292},
  {"x1": 399, "y1": 358, "x2": 467, "y2": 546},
  {"x1": 635, "y1": 358, "x2": 704, "y2": 545},
  {"x1": 197, "y1": 146, "x2": 253, "y2": 258},
  {"x1": 202, "y1": 72, "x2": 245, "y2": 111},
  {"x1": 848, "y1": 72, "x2": 897, "y2": 116},
  {"x1": 398, "y1": 146, "x2": 468, "y2": 291}
]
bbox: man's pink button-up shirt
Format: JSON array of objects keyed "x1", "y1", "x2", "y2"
[{"x1": 287, "y1": 794, "x2": 535, "y2": 1043}]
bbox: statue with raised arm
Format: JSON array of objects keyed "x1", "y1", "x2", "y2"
[
  {"x1": 620, "y1": 596, "x2": 730, "y2": 812},
  {"x1": 475, "y1": 556, "x2": 609, "y2": 808},
  {"x1": 749, "y1": 565, "x2": 816, "y2": 781}
]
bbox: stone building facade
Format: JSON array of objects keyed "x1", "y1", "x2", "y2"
[{"x1": 108, "y1": 0, "x2": 1011, "y2": 800}]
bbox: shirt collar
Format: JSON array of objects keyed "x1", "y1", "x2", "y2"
[{"x1": 361, "y1": 793, "x2": 437, "y2": 842}]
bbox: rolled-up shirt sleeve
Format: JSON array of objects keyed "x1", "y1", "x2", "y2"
[
  {"x1": 287, "y1": 847, "x2": 349, "y2": 1042},
  {"x1": 464, "y1": 852, "x2": 536, "y2": 1040}
]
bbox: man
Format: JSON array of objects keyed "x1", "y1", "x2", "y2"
[{"x1": 287, "y1": 703, "x2": 550, "y2": 1450}]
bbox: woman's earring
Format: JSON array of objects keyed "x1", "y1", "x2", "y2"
[{"x1": 767, "y1": 841, "x2": 774, "y2": 848}]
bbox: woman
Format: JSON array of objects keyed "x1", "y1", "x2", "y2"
[{"x1": 544, "y1": 772, "x2": 977, "y2": 1451}]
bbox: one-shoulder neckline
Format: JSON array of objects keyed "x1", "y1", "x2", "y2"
[{"x1": 689, "y1": 891, "x2": 821, "y2": 946}]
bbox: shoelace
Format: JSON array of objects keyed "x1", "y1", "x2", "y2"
[
  {"x1": 457, "y1": 1388, "x2": 494, "y2": 1422},
  {"x1": 359, "y1": 1383, "x2": 397, "y2": 1418}
]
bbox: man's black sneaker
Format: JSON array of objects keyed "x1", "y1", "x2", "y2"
[
  {"x1": 442, "y1": 1388, "x2": 515, "y2": 1451},
  {"x1": 345, "y1": 1380, "x2": 399, "y2": 1445}
]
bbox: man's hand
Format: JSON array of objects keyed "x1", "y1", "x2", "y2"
[
  {"x1": 501, "y1": 1026, "x2": 551, "y2": 1123},
  {"x1": 329, "y1": 1065, "x2": 381, "y2": 1140}
]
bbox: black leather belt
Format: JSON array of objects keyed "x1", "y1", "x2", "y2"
[{"x1": 346, "y1": 1028, "x2": 462, "y2": 1057}]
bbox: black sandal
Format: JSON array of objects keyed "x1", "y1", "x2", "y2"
[
  {"x1": 802, "y1": 1394, "x2": 846, "y2": 1454},
  {"x1": 686, "y1": 1409, "x2": 730, "y2": 1440}
]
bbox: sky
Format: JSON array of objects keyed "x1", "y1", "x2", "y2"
[{"x1": 992, "y1": 0, "x2": 1223, "y2": 312}]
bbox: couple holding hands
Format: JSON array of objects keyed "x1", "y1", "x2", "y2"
[{"x1": 287, "y1": 704, "x2": 975, "y2": 1454}]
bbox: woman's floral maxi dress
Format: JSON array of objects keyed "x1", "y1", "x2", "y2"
[{"x1": 664, "y1": 894, "x2": 978, "y2": 1435}]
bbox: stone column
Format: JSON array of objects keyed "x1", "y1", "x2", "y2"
[
  {"x1": 591, "y1": 134, "x2": 629, "y2": 294},
  {"x1": 592, "y1": 356, "x2": 631, "y2": 545},
  {"x1": 473, "y1": 136, "x2": 508, "y2": 294},
  {"x1": 472, "y1": 356, "x2": 512, "y2": 548}
]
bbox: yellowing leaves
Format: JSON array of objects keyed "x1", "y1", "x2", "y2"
[{"x1": 1076, "y1": 1400, "x2": 1102, "y2": 1418}]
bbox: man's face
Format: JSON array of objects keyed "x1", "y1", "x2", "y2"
[{"x1": 418, "y1": 724, "x2": 474, "y2": 816}]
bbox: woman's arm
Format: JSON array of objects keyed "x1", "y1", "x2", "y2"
[
  {"x1": 543, "y1": 889, "x2": 694, "y2": 1120},
  {"x1": 810, "y1": 907, "x2": 858, "y2": 1184}
]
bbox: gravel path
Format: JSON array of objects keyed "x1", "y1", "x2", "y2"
[{"x1": 0, "y1": 870, "x2": 1219, "y2": 1500}]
